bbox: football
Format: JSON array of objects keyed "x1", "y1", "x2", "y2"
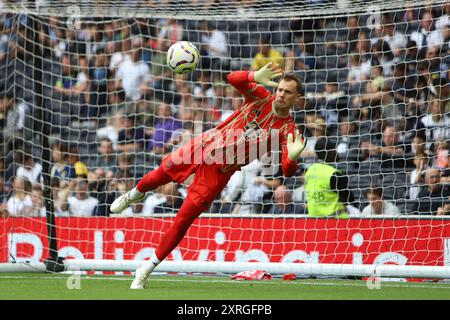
[{"x1": 166, "y1": 41, "x2": 200, "y2": 74}]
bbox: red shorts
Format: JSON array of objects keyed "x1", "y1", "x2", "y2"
[{"x1": 160, "y1": 136, "x2": 235, "y2": 209}]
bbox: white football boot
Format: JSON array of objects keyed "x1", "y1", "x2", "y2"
[
  {"x1": 130, "y1": 267, "x2": 149, "y2": 289},
  {"x1": 110, "y1": 190, "x2": 145, "y2": 213}
]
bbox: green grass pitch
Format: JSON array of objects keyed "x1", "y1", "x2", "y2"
[{"x1": 0, "y1": 273, "x2": 449, "y2": 300}]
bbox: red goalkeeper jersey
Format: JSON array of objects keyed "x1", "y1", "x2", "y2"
[{"x1": 170, "y1": 70, "x2": 298, "y2": 178}]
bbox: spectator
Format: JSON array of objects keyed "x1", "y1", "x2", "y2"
[
  {"x1": 97, "y1": 108, "x2": 127, "y2": 151},
  {"x1": 1, "y1": 91, "x2": 30, "y2": 142},
  {"x1": 221, "y1": 155, "x2": 283, "y2": 214},
  {"x1": 434, "y1": 140, "x2": 449, "y2": 169},
  {"x1": 268, "y1": 185, "x2": 305, "y2": 214},
  {"x1": 326, "y1": 16, "x2": 361, "y2": 53},
  {"x1": 131, "y1": 17, "x2": 157, "y2": 40},
  {"x1": 210, "y1": 81, "x2": 233, "y2": 121},
  {"x1": 304, "y1": 137, "x2": 356, "y2": 218},
  {"x1": 15, "y1": 150, "x2": 43, "y2": 186},
  {"x1": 212, "y1": 167, "x2": 241, "y2": 214},
  {"x1": 360, "y1": 187, "x2": 401, "y2": 216},
  {"x1": 116, "y1": 114, "x2": 146, "y2": 153},
  {"x1": 156, "y1": 18, "x2": 184, "y2": 49},
  {"x1": 49, "y1": 142, "x2": 73, "y2": 214},
  {"x1": 22, "y1": 185, "x2": 46, "y2": 217},
  {"x1": 344, "y1": 16, "x2": 363, "y2": 53},
  {"x1": 52, "y1": 144, "x2": 89, "y2": 214},
  {"x1": 68, "y1": 145, "x2": 89, "y2": 179},
  {"x1": 415, "y1": 168, "x2": 450, "y2": 215},
  {"x1": 66, "y1": 177, "x2": 99, "y2": 217},
  {"x1": 224, "y1": 159, "x2": 270, "y2": 214},
  {"x1": 435, "y1": 4, "x2": 450, "y2": 30},
  {"x1": 141, "y1": 185, "x2": 166, "y2": 215},
  {"x1": 403, "y1": 40, "x2": 421, "y2": 73},
  {"x1": 425, "y1": 45, "x2": 448, "y2": 80},
  {"x1": 409, "y1": 152, "x2": 427, "y2": 200},
  {"x1": 147, "y1": 103, "x2": 182, "y2": 154},
  {"x1": 43, "y1": 17, "x2": 66, "y2": 58},
  {"x1": 353, "y1": 65, "x2": 394, "y2": 121},
  {"x1": 259, "y1": 155, "x2": 285, "y2": 213},
  {"x1": 193, "y1": 70, "x2": 214, "y2": 108},
  {"x1": 103, "y1": 21, "x2": 116, "y2": 46},
  {"x1": 251, "y1": 36, "x2": 284, "y2": 71},
  {"x1": 347, "y1": 53, "x2": 371, "y2": 89},
  {"x1": 313, "y1": 74, "x2": 345, "y2": 108},
  {"x1": 312, "y1": 74, "x2": 345, "y2": 125},
  {"x1": 54, "y1": 55, "x2": 89, "y2": 100},
  {"x1": 115, "y1": 46, "x2": 151, "y2": 101},
  {"x1": 200, "y1": 21, "x2": 229, "y2": 75},
  {"x1": 440, "y1": 144, "x2": 450, "y2": 184},
  {"x1": 107, "y1": 38, "x2": 132, "y2": 76},
  {"x1": 88, "y1": 167, "x2": 116, "y2": 217},
  {"x1": 411, "y1": 134, "x2": 429, "y2": 156},
  {"x1": 402, "y1": 6, "x2": 421, "y2": 34},
  {"x1": 336, "y1": 116, "x2": 359, "y2": 158},
  {"x1": 89, "y1": 138, "x2": 118, "y2": 174},
  {"x1": 64, "y1": 27, "x2": 88, "y2": 56},
  {"x1": 4, "y1": 176, "x2": 32, "y2": 216},
  {"x1": 150, "y1": 39, "x2": 172, "y2": 85},
  {"x1": 420, "y1": 97, "x2": 450, "y2": 150},
  {"x1": 88, "y1": 50, "x2": 110, "y2": 115},
  {"x1": 360, "y1": 125, "x2": 407, "y2": 162},
  {"x1": 437, "y1": 199, "x2": 450, "y2": 216},
  {"x1": 369, "y1": 24, "x2": 384, "y2": 47},
  {"x1": 300, "y1": 115, "x2": 326, "y2": 160},
  {"x1": 152, "y1": 182, "x2": 183, "y2": 214},
  {"x1": 108, "y1": 87, "x2": 127, "y2": 108},
  {"x1": 390, "y1": 62, "x2": 420, "y2": 116},
  {"x1": 115, "y1": 153, "x2": 135, "y2": 181},
  {"x1": 75, "y1": 55, "x2": 90, "y2": 101},
  {"x1": 54, "y1": 54, "x2": 78, "y2": 98},
  {"x1": 50, "y1": 142, "x2": 73, "y2": 190},
  {"x1": 86, "y1": 138, "x2": 118, "y2": 215},
  {"x1": 285, "y1": 36, "x2": 316, "y2": 71},
  {"x1": 370, "y1": 39, "x2": 395, "y2": 77},
  {"x1": 355, "y1": 31, "x2": 371, "y2": 59},
  {"x1": 84, "y1": 25, "x2": 104, "y2": 60},
  {"x1": 410, "y1": 11, "x2": 444, "y2": 53},
  {"x1": 382, "y1": 21, "x2": 408, "y2": 56}
]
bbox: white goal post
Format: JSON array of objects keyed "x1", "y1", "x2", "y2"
[{"x1": 1, "y1": 259, "x2": 450, "y2": 279}]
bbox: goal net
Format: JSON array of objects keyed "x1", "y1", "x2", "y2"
[{"x1": 0, "y1": 0, "x2": 449, "y2": 279}]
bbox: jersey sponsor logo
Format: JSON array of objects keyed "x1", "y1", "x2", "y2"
[{"x1": 243, "y1": 120, "x2": 263, "y2": 141}]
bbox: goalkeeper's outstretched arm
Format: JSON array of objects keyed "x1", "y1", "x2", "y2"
[{"x1": 226, "y1": 62, "x2": 283, "y2": 100}]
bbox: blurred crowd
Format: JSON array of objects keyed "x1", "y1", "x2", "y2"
[{"x1": 0, "y1": 3, "x2": 449, "y2": 217}]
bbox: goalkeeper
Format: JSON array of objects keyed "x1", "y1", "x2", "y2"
[{"x1": 111, "y1": 62, "x2": 307, "y2": 289}]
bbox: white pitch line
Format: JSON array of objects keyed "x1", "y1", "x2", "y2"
[{"x1": 1, "y1": 275, "x2": 450, "y2": 290}]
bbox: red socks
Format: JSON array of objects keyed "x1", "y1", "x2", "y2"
[
  {"x1": 155, "y1": 196, "x2": 205, "y2": 261},
  {"x1": 136, "y1": 166, "x2": 207, "y2": 262}
]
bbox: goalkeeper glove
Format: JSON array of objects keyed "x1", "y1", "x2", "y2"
[
  {"x1": 287, "y1": 129, "x2": 307, "y2": 161},
  {"x1": 250, "y1": 62, "x2": 283, "y2": 88}
]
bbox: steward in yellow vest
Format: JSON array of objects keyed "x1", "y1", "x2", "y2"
[{"x1": 305, "y1": 138, "x2": 355, "y2": 218}]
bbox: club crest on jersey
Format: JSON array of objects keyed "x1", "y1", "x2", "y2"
[{"x1": 243, "y1": 120, "x2": 263, "y2": 141}]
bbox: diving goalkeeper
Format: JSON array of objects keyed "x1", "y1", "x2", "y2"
[{"x1": 110, "y1": 62, "x2": 307, "y2": 289}]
